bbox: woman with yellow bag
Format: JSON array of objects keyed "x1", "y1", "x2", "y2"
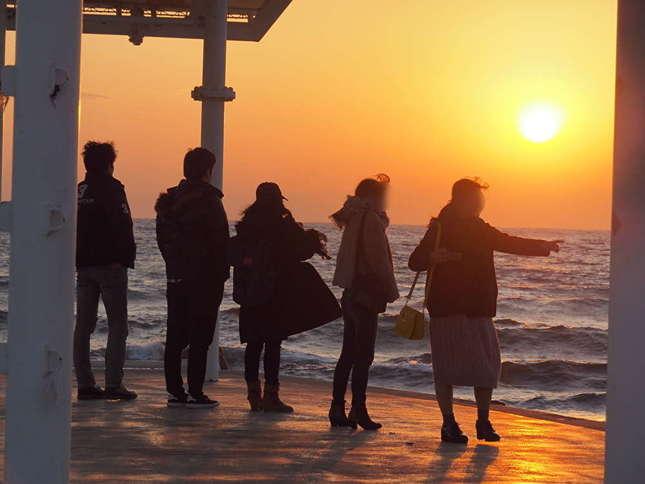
[
  {"x1": 329, "y1": 175, "x2": 399, "y2": 430},
  {"x1": 409, "y1": 178, "x2": 562, "y2": 444}
]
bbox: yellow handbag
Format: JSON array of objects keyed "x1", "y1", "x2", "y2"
[{"x1": 395, "y1": 220, "x2": 442, "y2": 340}]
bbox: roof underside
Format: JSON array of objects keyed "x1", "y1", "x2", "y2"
[{"x1": 5, "y1": 0, "x2": 292, "y2": 42}]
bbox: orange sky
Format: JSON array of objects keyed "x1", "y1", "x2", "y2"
[{"x1": 2, "y1": 0, "x2": 617, "y2": 229}]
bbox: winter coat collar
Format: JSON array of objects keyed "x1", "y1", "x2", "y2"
[{"x1": 330, "y1": 196, "x2": 389, "y2": 229}]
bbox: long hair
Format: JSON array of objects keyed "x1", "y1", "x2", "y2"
[{"x1": 239, "y1": 199, "x2": 288, "y2": 229}]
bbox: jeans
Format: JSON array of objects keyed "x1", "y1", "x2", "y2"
[
  {"x1": 332, "y1": 290, "x2": 379, "y2": 405},
  {"x1": 244, "y1": 338, "x2": 282, "y2": 385},
  {"x1": 74, "y1": 266, "x2": 129, "y2": 389},
  {"x1": 164, "y1": 278, "x2": 224, "y2": 397}
]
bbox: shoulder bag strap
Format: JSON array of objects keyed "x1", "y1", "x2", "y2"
[{"x1": 405, "y1": 218, "x2": 441, "y2": 306}]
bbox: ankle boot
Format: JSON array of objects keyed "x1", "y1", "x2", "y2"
[
  {"x1": 246, "y1": 381, "x2": 263, "y2": 412},
  {"x1": 441, "y1": 420, "x2": 468, "y2": 444},
  {"x1": 329, "y1": 400, "x2": 351, "y2": 427},
  {"x1": 476, "y1": 419, "x2": 501, "y2": 442},
  {"x1": 262, "y1": 383, "x2": 294, "y2": 413},
  {"x1": 348, "y1": 403, "x2": 382, "y2": 430}
]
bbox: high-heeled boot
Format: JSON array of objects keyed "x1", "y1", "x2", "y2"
[
  {"x1": 441, "y1": 419, "x2": 468, "y2": 444},
  {"x1": 476, "y1": 419, "x2": 501, "y2": 441},
  {"x1": 348, "y1": 402, "x2": 382, "y2": 430},
  {"x1": 262, "y1": 383, "x2": 294, "y2": 413},
  {"x1": 246, "y1": 381, "x2": 263, "y2": 412},
  {"x1": 329, "y1": 400, "x2": 351, "y2": 427}
]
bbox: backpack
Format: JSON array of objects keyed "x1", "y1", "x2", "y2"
[{"x1": 229, "y1": 234, "x2": 279, "y2": 307}]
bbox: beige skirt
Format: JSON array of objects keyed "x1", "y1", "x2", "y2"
[{"x1": 429, "y1": 315, "x2": 501, "y2": 388}]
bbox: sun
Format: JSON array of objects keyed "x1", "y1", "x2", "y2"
[{"x1": 518, "y1": 103, "x2": 564, "y2": 143}]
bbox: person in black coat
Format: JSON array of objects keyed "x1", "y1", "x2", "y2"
[
  {"x1": 232, "y1": 182, "x2": 340, "y2": 413},
  {"x1": 155, "y1": 148, "x2": 230, "y2": 408},
  {"x1": 74, "y1": 141, "x2": 137, "y2": 401},
  {"x1": 409, "y1": 178, "x2": 562, "y2": 443}
]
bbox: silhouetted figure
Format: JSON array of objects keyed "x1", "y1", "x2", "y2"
[
  {"x1": 329, "y1": 175, "x2": 399, "y2": 430},
  {"x1": 231, "y1": 182, "x2": 339, "y2": 413},
  {"x1": 155, "y1": 148, "x2": 229, "y2": 408},
  {"x1": 409, "y1": 178, "x2": 562, "y2": 443},
  {"x1": 74, "y1": 141, "x2": 137, "y2": 401}
]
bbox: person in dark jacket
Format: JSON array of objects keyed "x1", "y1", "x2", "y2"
[
  {"x1": 74, "y1": 141, "x2": 137, "y2": 401},
  {"x1": 155, "y1": 148, "x2": 229, "y2": 408},
  {"x1": 409, "y1": 178, "x2": 562, "y2": 443},
  {"x1": 329, "y1": 175, "x2": 399, "y2": 430},
  {"x1": 233, "y1": 182, "x2": 335, "y2": 413}
]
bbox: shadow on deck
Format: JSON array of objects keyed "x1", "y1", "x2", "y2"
[{"x1": 0, "y1": 369, "x2": 605, "y2": 483}]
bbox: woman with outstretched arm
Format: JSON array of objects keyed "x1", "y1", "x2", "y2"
[{"x1": 409, "y1": 178, "x2": 561, "y2": 444}]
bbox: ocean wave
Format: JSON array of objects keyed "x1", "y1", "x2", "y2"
[
  {"x1": 385, "y1": 353, "x2": 433, "y2": 365},
  {"x1": 500, "y1": 360, "x2": 606, "y2": 390},
  {"x1": 502, "y1": 392, "x2": 606, "y2": 412},
  {"x1": 497, "y1": 324, "x2": 607, "y2": 355}
]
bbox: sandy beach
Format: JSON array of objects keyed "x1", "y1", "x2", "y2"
[{"x1": 0, "y1": 367, "x2": 605, "y2": 483}]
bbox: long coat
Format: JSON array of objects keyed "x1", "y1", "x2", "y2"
[
  {"x1": 236, "y1": 211, "x2": 341, "y2": 343},
  {"x1": 409, "y1": 204, "x2": 550, "y2": 317}
]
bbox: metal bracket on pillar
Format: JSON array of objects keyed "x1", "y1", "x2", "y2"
[
  {"x1": 0, "y1": 201, "x2": 12, "y2": 232},
  {"x1": 191, "y1": 86, "x2": 236, "y2": 102}
]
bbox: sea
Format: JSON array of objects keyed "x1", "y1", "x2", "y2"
[{"x1": 0, "y1": 221, "x2": 609, "y2": 421}]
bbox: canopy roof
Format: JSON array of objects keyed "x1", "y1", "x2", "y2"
[{"x1": 5, "y1": 0, "x2": 291, "y2": 42}]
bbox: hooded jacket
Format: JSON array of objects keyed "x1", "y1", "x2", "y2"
[
  {"x1": 331, "y1": 196, "x2": 399, "y2": 304},
  {"x1": 155, "y1": 179, "x2": 230, "y2": 283},
  {"x1": 409, "y1": 203, "x2": 550, "y2": 317},
  {"x1": 76, "y1": 172, "x2": 136, "y2": 269}
]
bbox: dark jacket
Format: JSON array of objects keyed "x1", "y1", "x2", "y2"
[
  {"x1": 235, "y1": 209, "x2": 341, "y2": 343},
  {"x1": 155, "y1": 179, "x2": 230, "y2": 283},
  {"x1": 76, "y1": 172, "x2": 136, "y2": 269},
  {"x1": 409, "y1": 204, "x2": 550, "y2": 317}
]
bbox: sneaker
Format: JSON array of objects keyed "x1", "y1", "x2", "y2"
[
  {"x1": 187, "y1": 394, "x2": 219, "y2": 409},
  {"x1": 167, "y1": 393, "x2": 188, "y2": 408},
  {"x1": 77, "y1": 385, "x2": 105, "y2": 401},
  {"x1": 104, "y1": 385, "x2": 138, "y2": 401}
]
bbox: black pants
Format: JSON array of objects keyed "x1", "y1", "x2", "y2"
[
  {"x1": 244, "y1": 338, "x2": 282, "y2": 385},
  {"x1": 164, "y1": 278, "x2": 224, "y2": 397},
  {"x1": 332, "y1": 291, "x2": 379, "y2": 405}
]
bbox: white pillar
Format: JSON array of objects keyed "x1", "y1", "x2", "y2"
[
  {"x1": 0, "y1": 0, "x2": 7, "y2": 201},
  {"x1": 192, "y1": 0, "x2": 234, "y2": 382},
  {"x1": 201, "y1": 0, "x2": 229, "y2": 189},
  {"x1": 606, "y1": 1, "x2": 645, "y2": 481},
  {"x1": 4, "y1": 0, "x2": 82, "y2": 482}
]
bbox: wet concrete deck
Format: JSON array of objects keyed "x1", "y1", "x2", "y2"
[{"x1": 5, "y1": 369, "x2": 606, "y2": 483}]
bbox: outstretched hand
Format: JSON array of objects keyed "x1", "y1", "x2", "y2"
[{"x1": 545, "y1": 240, "x2": 564, "y2": 253}]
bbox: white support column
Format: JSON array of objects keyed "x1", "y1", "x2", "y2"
[
  {"x1": 4, "y1": 0, "x2": 82, "y2": 482},
  {"x1": 0, "y1": 0, "x2": 7, "y2": 201},
  {"x1": 192, "y1": 0, "x2": 234, "y2": 382},
  {"x1": 606, "y1": 1, "x2": 645, "y2": 481}
]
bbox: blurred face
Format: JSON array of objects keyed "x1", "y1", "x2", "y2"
[
  {"x1": 372, "y1": 185, "x2": 389, "y2": 211},
  {"x1": 456, "y1": 189, "x2": 485, "y2": 217}
]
